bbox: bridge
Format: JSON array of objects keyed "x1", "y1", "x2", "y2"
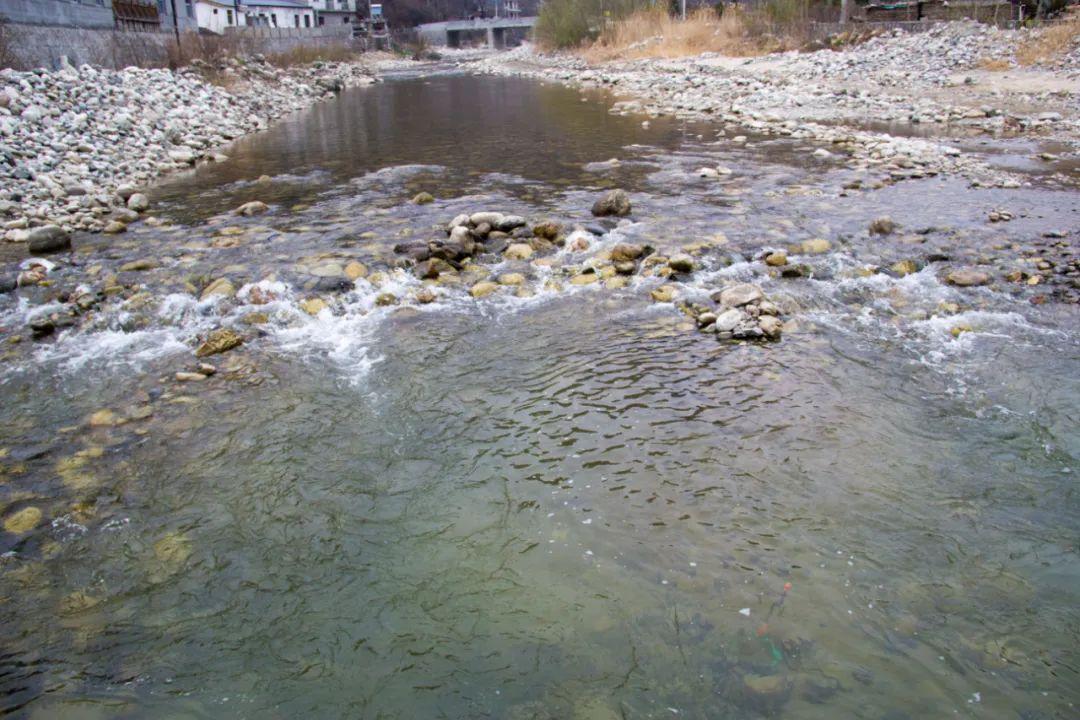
[{"x1": 417, "y1": 17, "x2": 538, "y2": 49}]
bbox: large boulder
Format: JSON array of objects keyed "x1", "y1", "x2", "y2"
[
  {"x1": 27, "y1": 225, "x2": 71, "y2": 254},
  {"x1": 591, "y1": 189, "x2": 632, "y2": 217}
]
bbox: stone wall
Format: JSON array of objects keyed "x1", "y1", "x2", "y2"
[{"x1": 0, "y1": 22, "x2": 359, "y2": 71}]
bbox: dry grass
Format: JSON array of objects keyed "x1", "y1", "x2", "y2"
[
  {"x1": 579, "y1": 7, "x2": 810, "y2": 62},
  {"x1": 1015, "y1": 13, "x2": 1080, "y2": 67},
  {"x1": 977, "y1": 57, "x2": 1013, "y2": 71},
  {"x1": 266, "y1": 42, "x2": 360, "y2": 68}
]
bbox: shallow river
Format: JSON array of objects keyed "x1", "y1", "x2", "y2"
[{"x1": 1, "y1": 74, "x2": 1078, "y2": 719}]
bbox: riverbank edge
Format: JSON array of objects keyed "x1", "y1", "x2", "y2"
[
  {"x1": 1, "y1": 55, "x2": 420, "y2": 243},
  {"x1": 463, "y1": 43, "x2": 1078, "y2": 191}
]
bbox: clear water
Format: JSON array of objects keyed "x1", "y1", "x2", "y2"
[{"x1": 1, "y1": 74, "x2": 1078, "y2": 719}]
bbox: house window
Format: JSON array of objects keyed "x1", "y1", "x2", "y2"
[
  {"x1": 271, "y1": 13, "x2": 277, "y2": 26},
  {"x1": 227, "y1": 10, "x2": 233, "y2": 24},
  {"x1": 294, "y1": 15, "x2": 300, "y2": 27},
  {"x1": 213, "y1": 9, "x2": 218, "y2": 15},
  {"x1": 304, "y1": 15, "x2": 311, "y2": 27}
]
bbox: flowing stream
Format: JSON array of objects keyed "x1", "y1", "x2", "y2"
[{"x1": 1, "y1": 73, "x2": 1078, "y2": 719}]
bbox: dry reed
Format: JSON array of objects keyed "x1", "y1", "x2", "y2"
[{"x1": 579, "y1": 7, "x2": 808, "y2": 62}]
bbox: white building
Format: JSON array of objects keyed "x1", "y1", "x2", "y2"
[
  {"x1": 195, "y1": 0, "x2": 242, "y2": 33},
  {"x1": 310, "y1": 0, "x2": 359, "y2": 27},
  {"x1": 239, "y1": 0, "x2": 316, "y2": 28}
]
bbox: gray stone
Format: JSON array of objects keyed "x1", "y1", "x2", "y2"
[
  {"x1": 717, "y1": 283, "x2": 764, "y2": 308},
  {"x1": 27, "y1": 225, "x2": 71, "y2": 253},
  {"x1": 714, "y1": 308, "x2": 747, "y2": 332},
  {"x1": 127, "y1": 193, "x2": 150, "y2": 212}
]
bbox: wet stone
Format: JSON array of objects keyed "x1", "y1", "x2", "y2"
[
  {"x1": 195, "y1": 329, "x2": 243, "y2": 358},
  {"x1": 651, "y1": 285, "x2": 677, "y2": 302},
  {"x1": 610, "y1": 243, "x2": 644, "y2": 263},
  {"x1": 470, "y1": 281, "x2": 499, "y2": 298},
  {"x1": 27, "y1": 225, "x2": 71, "y2": 254},
  {"x1": 591, "y1": 189, "x2": 631, "y2": 217},
  {"x1": 947, "y1": 268, "x2": 991, "y2": 287},
  {"x1": 235, "y1": 201, "x2": 269, "y2": 216}
]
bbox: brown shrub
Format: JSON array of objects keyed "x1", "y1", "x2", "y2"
[
  {"x1": 266, "y1": 42, "x2": 360, "y2": 68},
  {"x1": 1015, "y1": 13, "x2": 1080, "y2": 66}
]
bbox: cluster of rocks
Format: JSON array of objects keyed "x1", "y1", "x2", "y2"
[
  {"x1": 0, "y1": 56, "x2": 379, "y2": 236},
  {"x1": 783, "y1": 21, "x2": 1076, "y2": 85},
  {"x1": 389, "y1": 190, "x2": 636, "y2": 298},
  {"x1": 680, "y1": 282, "x2": 784, "y2": 342},
  {"x1": 383, "y1": 191, "x2": 789, "y2": 343}
]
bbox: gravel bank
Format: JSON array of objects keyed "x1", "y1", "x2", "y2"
[
  {"x1": 0, "y1": 55, "x2": 387, "y2": 240},
  {"x1": 468, "y1": 22, "x2": 1080, "y2": 188}
]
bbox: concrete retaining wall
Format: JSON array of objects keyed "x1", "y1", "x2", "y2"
[
  {"x1": 0, "y1": 22, "x2": 359, "y2": 70},
  {"x1": 0, "y1": 0, "x2": 115, "y2": 28}
]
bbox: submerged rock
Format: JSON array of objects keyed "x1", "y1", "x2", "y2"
[
  {"x1": 119, "y1": 258, "x2": 160, "y2": 272},
  {"x1": 869, "y1": 216, "x2": 897, "y2": 235},
  {"x1": 800, "y1": 238, "x2": 832, "y2": 255},
  {"x1": 200, "y1": 277, "x2": 236, "y2": 300},
  {"x1": 651, "y1": 284, "x2": 677, "y2": 302},
  {"x1": 412, "y1": 192, "x2": 435, "y2": 205},
  {"x1": 3, "y1": 506, "x2": 43, "y2": 534},
  {"x1": 890, "y1": 259, "x2": 921, "y2": 276}
]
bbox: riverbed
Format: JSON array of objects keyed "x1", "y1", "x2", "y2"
[{"x1": 1, "y1": 73, "x2": 1078, "y2": 719}]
